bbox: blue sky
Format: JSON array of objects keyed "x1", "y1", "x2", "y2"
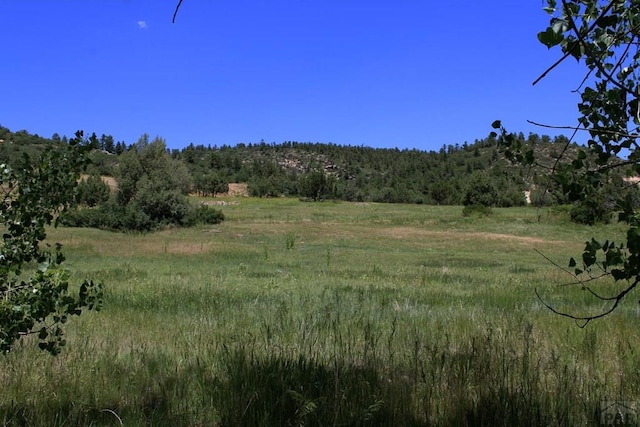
[{"x1": 1, "y1": 1, "x2": 584, "y2": 151}]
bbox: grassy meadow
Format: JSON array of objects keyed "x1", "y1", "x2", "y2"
[{"x1": 2, "y1": 198, "x2": 639, "y2": 426}]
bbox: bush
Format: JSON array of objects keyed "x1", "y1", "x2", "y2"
[
  {"x1": 494, "y1": 186, "x2": 527, "y2": 207},
  {"x1": 569, "y1": 199, "x2": 611, "y2": 225},
  {"x1": 60, "y1": 207, "x2": 104, "y2": 229},
  {"x1": 61, "y1": 201, "x2": 154, "y2": 232},
  {"x1": 299, "y1": 171, "x2": 337, "y2": 201},
  {"x1": 463, "y1": 172, "x2": 498, "y2": 207},
  {"x1": 76, "y1": 173, "x2": 111, "y2": 207},
  {"x1": 185, "y1": 205, "x2": 225, "y2": 226},
  {"x1": 529, "y1": 188, "x2": 557, "y2": 207},
  {"x1": 64, "y1": 201, "x2": 225, "y2": 231},
  {"x1": 462, "y1": 204, "x2": 493, "y2": 217},
  {"x1": 135, "y1": 183, "x2": 191, "y2": 226},
  {"x1": 249, "y1": 176, "x2": 285, "y2": 197}
]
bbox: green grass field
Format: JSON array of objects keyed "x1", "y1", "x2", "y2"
[{"x1": 2, "y1": 199, "x2": 639, "y2": 426}]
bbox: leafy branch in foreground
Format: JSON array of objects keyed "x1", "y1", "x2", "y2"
[
  {"x1": 0, "y1": 131, "x2": 103, "y2": 354},
  {"x1": 493, "y1": 0, "x2": 640, "y2": 326}
]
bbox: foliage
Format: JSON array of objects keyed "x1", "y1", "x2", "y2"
[
  {"x1": 3, "y1": 124, "x2": 598, "y2": 208},
  {"x1": 463, "y1": 171, "x2": 499, "y2": 207},
  {"x1": 0, "y1": 132, "x2": 103, "y2": 354},
  {"x1": 570, "y1": 197, "x2": 612, "y2": 225},
  {"x1": 245, "y1": 158, "x2": 298, "y2": 197},
  {"x1": 64, "y1": 135, "x2": 225, "y2": 231},
  {"x1": 62, "y1": 135, "x2": 225, "y2": 231},
  {"x1": 184, "y1": 204, "x2": 225, "y2": 226},
  {"x1": 493, "y1": 0, "x2": 640, "y2": 325},
  {"x1": 86, "y1": 149, "x2": 119, "y2": 176},
  {"x1": 193, "y1": 172, "x2": 228, "y2": 197},
  {"x1": 75, "y1": 173, "x2": 110, "y2": 207},
  {"x1": 62, "y1": 199, "x2": 155, "y2": 231},
  {"x1": 298, "y1": 170, "x2": 337, "y2": 201},
  {"x1": 529, "y1": 187, "x2": 557, "y2": 207},
  {"x1": 462, "y1": 204, "x2": 493, "y2": 217}
]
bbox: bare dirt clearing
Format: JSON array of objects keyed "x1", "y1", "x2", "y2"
[{"x1": 221, "y1": 183, "x2": 248, "y2": 197}]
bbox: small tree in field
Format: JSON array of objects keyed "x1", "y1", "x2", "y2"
[
  {"x1": 463, "y1": 171, "x2": 498, "y2": 208},
  {"x1": 0, "y1": 132, "x2": 103, "y2": 354},
  {"x1": 76, "y1": 172, "x2": 111, "y2": 207},
  {"x1": 493, "y1": 0, "x2": 640, "y2": 325},
  {"x1": 299, "y1": 171, "x2": 337, "y2": 201}
]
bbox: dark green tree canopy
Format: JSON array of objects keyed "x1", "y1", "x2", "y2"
[
  {"x1": 62, "y1": 134, "x2": 224, "y2": 231},
  {"x1": 463, "y1": 171, "x2": 499, "y2": 207}
]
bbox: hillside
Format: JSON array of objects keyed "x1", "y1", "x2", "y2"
[
  {"x1": 0, "y1": 124, "x2": 616, "y2": 207},
  {"x1": 174, "y1": 133, "x2": 583, "y2": 205}
]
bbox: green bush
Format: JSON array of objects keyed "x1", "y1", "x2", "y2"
[
  {"x1": 60, "y1": 207, "x2": 103, "y2": 229},
  {"x1": 462, "y1": 204, "x2": 493, "y2": 217},
  {"x1": 495, "y1": 186, "x2": 527, "y2": 207},
  {"x1": 529, "y1": 187, "x2": 557, "y2": 207},
  {"x1": 75, "y1": 173, "x2": 111, "y2": 207},
  {"x1": 134, "y1": 182, "x2": 191, "y2": 226},
  {"x1": 463, "y1": 172, "x2": 498, "y2": 207},
  {"x1": 61, "y1": 201, "x2": 154, "y2": 232},
  {"x1": 64, "y1": 201, "x2": 225, "y2": 231},
  {"x1": 185, "y1": 205, "x2": 225, "y2": 226},
  {"x1": 569, "y1": 199, "x2": 611, "y2": 225},
  {"x1": 299, "y1": 171, "x2": 337, "y2": 201}
]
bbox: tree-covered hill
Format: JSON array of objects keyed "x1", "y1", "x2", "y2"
[
  {"x1": 172, "y1": 133, "x2": 581, "y2": 206},
  {"x1": 1, "y1": 124, "x2": 632, "y2": 215}
]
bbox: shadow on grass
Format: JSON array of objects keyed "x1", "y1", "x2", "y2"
[
  {"x1": 209, "y1": 346, "x2": 425, "y2": 426},
  {"x1": 1, "y1": 343, "x2": 604, "y2": 426}
]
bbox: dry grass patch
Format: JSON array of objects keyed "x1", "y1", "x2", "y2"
[
  {"x1": 379, "y1": 226, "x2": 563, "y2": 246},
  {"x1": 78, "y1": 174, "x2": 117, "y2": 191}
]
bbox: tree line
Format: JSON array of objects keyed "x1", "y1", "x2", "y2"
[{"x1": 1, "y1": 124, "x2": 637, "y2": 226}]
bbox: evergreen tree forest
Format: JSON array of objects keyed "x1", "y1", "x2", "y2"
[{"x1": 1, "y1": 123, "x2": 637, "y2": 229}]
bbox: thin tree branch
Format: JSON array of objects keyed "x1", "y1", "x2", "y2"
[
  {"x1": 534, "y1": 248, "x2": 580, "y2": 281},
  {"x1": 532, "y1": 0, "x2": 617, "y2": 87},
  {"x1": 172, "y1": 0, "x2": 184, "y2": 23},
  {"x1": 535, "y1": 278, "x2": 639, "y2": 328},
  {"x1": 561, "y1": 0, "x2": 631, "y2": 94},
  {"x1": 560, "y1": 272, "x2": 611, "y2": 287},
  {"x1": 583, "y1": 285, "x2": 623, "y2": 302},
  {"x1": 534, "y1": 248, "x2": 612, "y2": 288},
  {"x1": 572, "y1": 68, "x2": 594, "y2": 93},
  {"x1": 527, "y1": 120, "x2": 640, "y2": 139},
  {"x1": 532, "y1": 50, "x2": 576, "y2": 87}
]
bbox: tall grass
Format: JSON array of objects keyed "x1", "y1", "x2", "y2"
[{"x1": 1, "y1": 200, "x2": 637, "y2": 426}]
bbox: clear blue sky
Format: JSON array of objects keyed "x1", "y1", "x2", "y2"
[{"x1": 1, "y1": 1, "x2": 584, "y2": 151}]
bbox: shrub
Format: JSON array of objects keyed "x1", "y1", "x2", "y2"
[
  {"x1": 76, "y1": 173, "x2": 110, "y2": 207},
  {"x1": 463, "y1": 172, "x2": 498, "y2": 207},
  {"x1": 186, "y1": 205, "x2": 225, "y2": 226},
  {"x1": 494, "y1": 186, "x2": 527, "y2": 207},
  {"x1": 529, "y1": 188, "x2": 556, "y2": 207},
  {"x1": 569, "y1": 199, "x2": 611, "y2": 225},
  {"x1": 462, "y1": 204, "x2": 493, "y2": 217},
  {"x1": 62, "y1": 201, "x2": 154, "y2": 232},
  {"x1": 299, "y1": 171, "x2": 336, "y2": 201},
  {"x1": 134, "y1": 182, "x2": 191, "y2": 226}
]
